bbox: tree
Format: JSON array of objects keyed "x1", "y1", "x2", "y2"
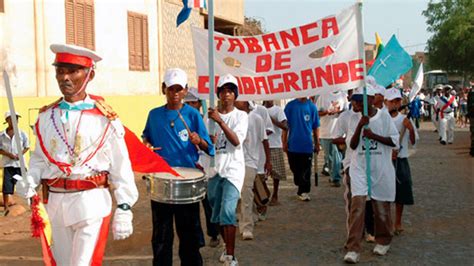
[
  {"x1": 423, "y1": 0, "x2": 474, "y2": 84},
  {"x1": 236, "y1": 17, "x2": 266, "y2": 36}
]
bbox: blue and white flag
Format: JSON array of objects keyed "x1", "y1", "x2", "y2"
[
  {"x1": 368, "y1": 35, "x2": 413, "y2": 87},
  {"x1": 177, "y1": 0, "x2": 207, "y2": 27}
]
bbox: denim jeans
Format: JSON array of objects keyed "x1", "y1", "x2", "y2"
[
  {"x1": 207, "y1": 175, "x2": 240, "y2": 225},
  {"x1": 320, "y1": 138, "x2": 342, "y2": 182}
]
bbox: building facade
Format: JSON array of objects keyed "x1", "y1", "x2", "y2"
[{"x1": 0, "y1": 0, "x2": 243, "y2": 138}]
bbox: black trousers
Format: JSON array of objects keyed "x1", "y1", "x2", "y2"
[
  {"x1": 287, "y1": 152, "x2": 313, "y2": 195},
  {"x1": 151, "y1": 201, "x2": 203, "y2": 266}
]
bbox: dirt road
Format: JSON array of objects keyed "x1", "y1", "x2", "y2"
[{"x1": 0, "y1": 122, "x2": 473, "y2": 265}]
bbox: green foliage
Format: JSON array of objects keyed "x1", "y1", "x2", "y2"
[{"x1": 423, "y1": 0, "x2": 474, "y2": 80}]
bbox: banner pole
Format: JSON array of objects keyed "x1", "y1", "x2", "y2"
[
  {"x1": 208, "y1": 0, "x2": 216, "y2": 167},
  {"x1": 356, "y1": 0, "x2": 371, "y2": 197},
  {"x1": 3, "y1": 70, "x2": 27, "y2": 177}
]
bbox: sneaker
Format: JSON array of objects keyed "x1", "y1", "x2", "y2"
[
  {"x1": 298, "y1": 193, "x2": 311, "y2": 201},
  {"x1": 209, "y1": 236, "x2": 220, "y2": 248},
  {"x1": 322, "y1": 167, "x2": 330, "y2": 176},
  {"x1": 219, "y1": 250, "x2": 228, "y2": 263},
  {"x1": 365, "y1": 234, "x2": 375, "y2": 243},
  {"x1": 373, "y1": 244, "x2": 390, "y2": 256},
  {"x1": 223, "y1": 256, "x2": 238, "y2": 266},
  {"x1": 242, "y1": 231, "x2": 254, "y2": 240},
  {"x1": 440, "y1": 140, "x2": 447, "y2": 145},
  {"x1": 330, "y1": 180, "x2": 341, "y2": 187},
  {"x1": 344, "y1": 251, "x2": 360, "y2": 264}
]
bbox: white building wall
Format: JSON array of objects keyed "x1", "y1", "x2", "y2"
[
  {"x1": 0, "y1": 0, "x2": 37, "y2": 97},
  {"x1": 1, "y1": 0, "x2": 161, "y2": 98}
]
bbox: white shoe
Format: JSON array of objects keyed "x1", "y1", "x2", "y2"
[
  {"x1": 373, "y1": 244, "x2": 390, "y2": 256},
  {"x1": 344, "y1": 251, "x2": 360, "y2": 264},
  {"x1": 219, "y1": 250, "x2": 229, "y2": 263},
  {"x1": 223, "y1": 256, "x2": 238, "y2": 266},
  {"x1": 365, "y1": 234, "x2": 375, "y2": 243},
  {"x1": 242, "y1": 230, "x2": 254, "y2": 240},
  {"x1": 298, "y1": 193, "x2": 311, "y2": 201}
]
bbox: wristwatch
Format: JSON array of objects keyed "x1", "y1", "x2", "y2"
[{"x1": 117, "y1": 203, "x2": 131, "y2": 211}]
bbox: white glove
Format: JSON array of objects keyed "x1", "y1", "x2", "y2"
[
  {"x1": 13, "y1": 174, "x2": 37, "y2": 199},
  {"x1": 112, "y1": 208, "x2": 133, "y2": 240}
]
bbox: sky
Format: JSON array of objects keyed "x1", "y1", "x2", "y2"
[{"x1": 244, "y1": 0, "x2": 431, "y2": 55}]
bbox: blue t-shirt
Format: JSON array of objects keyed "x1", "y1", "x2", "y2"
[
  {"x1": 284, "y1": 99, "x2": 320, "y2": 154},
  {"x1": 142, "y1": 104, "x2": 214, "y2": 168}
]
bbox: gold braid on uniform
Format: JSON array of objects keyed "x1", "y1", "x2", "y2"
[
  {"x1": 95, "y1": 99, "x2": 119, "y2": 121},
  {"x1": 38, "y1": 98, "x2": 62, "y2": 113}
]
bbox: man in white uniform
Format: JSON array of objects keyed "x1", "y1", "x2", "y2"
[
  {"x1": 437, "y1": 86, "x2": 458, "y2": 144},
  {"x1": 15, "y1": 44, "x2": 138, "y2": 265}
]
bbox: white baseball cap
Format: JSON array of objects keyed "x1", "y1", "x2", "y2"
[
  {"x1": 353, "y1": 84, "x2": 376, "y2": 97},
  {"x1": 217, "y1": 74, "x2": 238, "y2": 88},
  {"x1": 374, "y1": 84, "x2": 386, "y2": 96},
  {"x1": 366, "y1": 75, "x2": 377, "y2": 87},
  {"x1": 384, "y1": 87, "x2": 402, "y2": 101},
  {"x1": 163, "y1": 68, "x2": 187, "y2": 89},
  {"x1": 184, "y1": 87, "x2": 200, "y2": 102},
  {"x1": 4, "y1": 111, "x2": 21, "y2": 119},
  {"x1": 217, "y1": 74, "x2": 239, "y2": 99}
]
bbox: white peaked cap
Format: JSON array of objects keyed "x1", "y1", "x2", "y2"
[{"x1": 50, "y1": 44, "x2": 102, "y2": 67}]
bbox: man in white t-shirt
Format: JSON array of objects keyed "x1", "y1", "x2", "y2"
[
  {"x1": 250, "y1": 103, "x2": 273, "y2": 218},
  {"x1": 263, "y1": 100, "x2": 287, "y2": 205},
  {"x1": 385, "y1": 88, "x2": 418, "y2": 235},
  {"x1": 332, "y1": 90, "x2": 358, "y2": 235},
  {"x1": 235, "y1": 101, "x2": 268, "y2": 241},
  {"x1": 316, "y1": 91, "x2": 347, "y2": 187},
  {"x1": 207, "y1": 74, "x2": 248, "y2": 266},
  {"x1": 343, "y1": 85, "x2": 399, "y2": 263}
]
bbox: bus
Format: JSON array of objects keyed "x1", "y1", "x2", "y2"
[{"x1": 423, "y1": 70, "x2": 449, "y2": 92}]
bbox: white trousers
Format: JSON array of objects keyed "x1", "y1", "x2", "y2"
[
  {"x1": 51, "y1": 215, "x2": 105, "y2": 266},
  {"x1": 238, "y1": 166, "x2": 257, "y2": 233},
  {"x1": 439, "y1": 113, "x2": 455, "y2": 143}
]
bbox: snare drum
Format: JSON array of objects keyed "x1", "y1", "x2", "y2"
[{"x1": 144, "y1": 167, "x2": 206, "y2": 204}]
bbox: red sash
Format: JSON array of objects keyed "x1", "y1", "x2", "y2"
[{"x1": 440, "y1": 96, "x2": 455, "y2": 119}]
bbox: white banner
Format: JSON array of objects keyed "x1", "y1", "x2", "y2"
[{"x1": 192, "y1": 4, "x2": 364, "y2": 101}]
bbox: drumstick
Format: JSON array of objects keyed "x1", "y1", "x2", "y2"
[
  {"x1": 151, "y1": 147, "x2": 162, "y2": 151},
  {"x1": 177, "y1": 110, "x2": 200, "y2": 151}
]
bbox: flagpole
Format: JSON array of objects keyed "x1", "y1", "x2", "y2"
[
  {"x1": 3, "y1": 70, "x2": 27, "y2": 178},
  {"x1": 356, "y1": 0, "x2": 372, "y2": 197},
  {"x1": 207, "y1": 0, "x2": 216, "y2": 167}
]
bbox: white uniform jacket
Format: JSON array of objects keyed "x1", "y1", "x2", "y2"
[{"x1": 28, "y1": 96, "x2": 138, "y2": 226}]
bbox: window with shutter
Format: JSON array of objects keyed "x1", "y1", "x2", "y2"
[
  {"x1": 127, "y1": 12, "x2": 149, "y2": 71},
  {"x1": 65, "y1": 0, "x2": 95, "y2": 50}
]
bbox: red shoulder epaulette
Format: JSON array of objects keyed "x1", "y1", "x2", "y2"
[
  {"x1": 38, "y1": 98, "x2": 62, "y2": 113},
  {"x1": 89, "y1": 94, "x2": 119, "y2": 121}
]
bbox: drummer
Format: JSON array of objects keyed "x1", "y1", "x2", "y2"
[{"x1": 142, "y1": 68, "x2": 214, "y2": 266}]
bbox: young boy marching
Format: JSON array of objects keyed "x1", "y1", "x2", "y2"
[
  {"x1": 207, "y1": 74, "x2": 248, "y2": 266},
  {"x1": 344, "y1": 85, "x2": 399, "y2": 263},
  {"x1": 384, "y1": 88, "x2": 418, "y2": 235},
  {"x1": 234, "y1": 101, "x2": 270, "y2": 240}
]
